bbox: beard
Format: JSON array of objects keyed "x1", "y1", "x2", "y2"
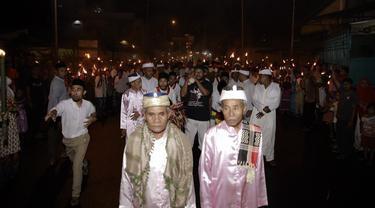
[{"x1": 72, "y1": 97, "x2": 82, "y2": 102}]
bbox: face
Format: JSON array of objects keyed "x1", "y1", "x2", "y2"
[
  {"x1": 259, "y1": 74, "x2": 270, "y2": 85},
  {"x1": 70, "y1": 85, "x2": 85, "y2": 102},
  {"x1": 231, "y1": 72, "x2": 239, "y2": 80},
  {"x1": 57, "y1": 67, "x2": 67, "y2": 78},
  {"x1": 130, "y1": 78, "x2": 142, "y2": 90},
  {"x1": 222, "y1": 99, "x2": 246, "y2": 129},
  {"x1": 158, "y1": 78, "x2": 168, "y2": 90},
  {"x1": 169, "y1": 75, "x2": 177, "y2": 85},
  {"x1": 145, "y1": 106, "x2": 170, "y2": 134},
  {"x1": 194, "y1": 69, "x2": 204, "y2": 81},
  {"x1": 144, "y1": 68, "x2": 154, "y2": 78},
  {"x1": 238, "y1": 73, "x2": 248, "y2": 82}
]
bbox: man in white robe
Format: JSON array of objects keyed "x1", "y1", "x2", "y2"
[
  {"x1": 250, "y1": 69, "x2": 281, "y2": 165},
  {"x1": 141, "y1": 62, "x2": 158, "y2": 93}
]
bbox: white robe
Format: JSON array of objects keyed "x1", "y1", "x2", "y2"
[
  {"x1": 249, "y1": 82, "x2": 281, "y2": 161},
  {"x1": 141, "y1": 76, "x2": 158, "y2": 93}
]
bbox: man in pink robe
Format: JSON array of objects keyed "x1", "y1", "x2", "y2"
[
  {"x1": 120, "y1": 73, "x2": 145, "y2": 139},
  {"x1": 199, "y1": 85, "x2": 268, "y2": 208}
]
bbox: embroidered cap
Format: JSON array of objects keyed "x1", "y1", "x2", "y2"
[
  {"x1": 220, "y1": 85, "x2": 247, "y2": 102},
  {"x1": 143, "y1": 92, "x2": 170, "y2": 108},
  {"x1": 238, "y1": 70, "x2": 250, "y2": 76}
]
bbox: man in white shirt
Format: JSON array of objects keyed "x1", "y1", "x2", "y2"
[
  {"x1": 168, "y1": 72, "x2": 181, "y2": 102},
  {"x1": 238, "y1": 69, "x2": 255, "y2": 121},
  {"x1": 45, "y1": 79, "x2": 96, "y2": 206},
  {"x1": 119, "y1": 92, "x2": 195, "y2": 208},
  {"x1": 141, "y1": 62, "x2": 158, "y2": 93}
]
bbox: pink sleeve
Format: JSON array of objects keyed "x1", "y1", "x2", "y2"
[{"x1": 199, "y1": 131, "x2": 214, "y2": 208}]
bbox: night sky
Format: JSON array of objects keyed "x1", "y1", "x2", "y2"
[{"x1": 0, "y1": 0, "x2": 333, "y2": 49}]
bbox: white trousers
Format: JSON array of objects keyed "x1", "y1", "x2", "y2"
[{"x1": 185, "y1": 118, "x2": 210, "y2": 149}]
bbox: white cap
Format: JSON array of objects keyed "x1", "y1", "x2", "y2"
[
  {"x1": 156, "y1": 63, "x2": 165, "y2": 68},
  {"x1": 259, "y1": 68, "x2": 272, "y2": 75},
  {"x1": 230, "y1": 69, "x2": 239, "y2": 73},
  {"x1": 238, "y1": 70, "x2": 249, "y2": 76},
  {"x1": 220, "y1": 85, "x2": 247, "y2": 102},
  {"x1": 128, "y1": 73, "x2": 141, "y2": 82},
  {"x1": 142, "y1": 62, "x2": 155, "y2": 69}
]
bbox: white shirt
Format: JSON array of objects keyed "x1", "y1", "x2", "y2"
[
  {"x1": 141, "y1": 76, "x2": 158, "y2": 93},
  {"x1": 156, "y1": 87, "x2": 177, "y2": 104},
  {"x1": 95, "y1": 75, "x2": 107, "y2": 98},
  {"x1": 240, "y1": 79, "x2": 255, "y2": 111},
  {"x1": 52, "y1": 98, "x2": 96, "y2": 139},
  {"x1": 145, "y1": 134, "x2": 169, "y2": 207},
  {"x1": 170, "y1": 83, "x2": 181, "y2": 102}
]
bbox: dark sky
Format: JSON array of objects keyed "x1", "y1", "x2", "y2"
[{"x1": 0, "y1": 0, "x2": 332, "y2": 49}]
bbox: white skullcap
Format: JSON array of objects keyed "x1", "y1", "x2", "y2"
[
  {"x1": 220, "y1": 85, "x2": 247, "y2": 102},
  {"x1": 128, "y1": 73, "x2": 141, "y2": 82},
  {"x1": 156, "y1": 63, "x2": 165, "y2": 68},
  {"x1": 259, "y1": 68, "x2": 272, "y2": 75},
  {"x1": 142, "y1": 62, "x2": 155, "y2": 69},
  {"x1": 238, "y1": 70, "x2": 250, "y2": 76},
  {"x1": 230, "y1": 69, "x2": 239, "y2": 73}
]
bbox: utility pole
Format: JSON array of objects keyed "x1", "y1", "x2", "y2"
[
  {"x1": 241, "y1": 0, "x2": 245, "y2": 51},
  {"x1": 290, "y1": 0, "x2": 296, "y2": 57},
  {"x1": 54, "y1": 0, "x2": 58, "y2": 62}
]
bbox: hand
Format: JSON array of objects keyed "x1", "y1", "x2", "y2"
[
  {"x1": 263, "y1": 106, "x2": 271, "y2": 113},
  {"x1": 45, "y1": 110, "x2": 57, "y2": 122},
  {"x1": 130, "y1": 111, "x2": 140, "y2": 120},
  {"x1": 121, "y1": 129, "x2": 127, "y2": 139},
  {"x1": 256, "y1": 112, "x2": 264, "y2": 119},
  {"x1": 84, "y1": 116, "x2": 96, "y2": 128}
]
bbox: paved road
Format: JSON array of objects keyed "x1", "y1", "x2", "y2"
[{"x1": 2, "y1": 114, "x2": 374, "y2": 208}]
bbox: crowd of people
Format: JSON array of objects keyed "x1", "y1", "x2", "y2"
[{"x1": 1, "y1": 54, "x2": 375, "y2": 207}]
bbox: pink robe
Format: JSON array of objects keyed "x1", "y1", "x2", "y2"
[
  {"x1": 199, "y1": 121, "x2": 268, "y2": 208},
  {"x1": 120, "y1": 89, "x2": 145, "y2": 137}
]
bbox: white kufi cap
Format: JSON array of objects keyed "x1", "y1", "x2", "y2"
[{"x1": 220, "y1": 85, "x2": 247, "y2": 102}]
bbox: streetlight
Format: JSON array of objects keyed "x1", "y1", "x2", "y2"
[{"x1": 171, "y1": 19, "x2": 176, "y2": 26}]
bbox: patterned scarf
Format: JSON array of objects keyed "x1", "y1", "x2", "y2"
[
  {"x1": 125, "y1": 123, "x2": 193, "y2": 208},
  {"x1": 237, "y1": 120, "x2": 262, "y2": 183}
]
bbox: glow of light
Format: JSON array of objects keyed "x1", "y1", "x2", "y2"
[
  {"x1": 138, "y1": 59, "x2": 141, "y2": 63},
  {"x1": 329, "y1": 75, "x2": 331, "y2": 78},
  {"x1": 103, "y1": 67, "x2": 107, "y2": 72},
  {"x1": 0, "y1": 49, "x2": 6, "y2": 57},
  {"x1": 292, "y1": 63, "x2": 295, "y2": 67},
  {"x1": 301, "y1": 72, "x2": 304, "y2": 76},
  {"x1": 91, "y1": 72, "x2": 95, "y2": 77},
  {"x1": 203, "y1": 59, "x2": 206, "y2": 63},
  {"x1": 265, "y1": 56, "x2": 269, "y2": 59},
  {"x1": 245, "y1": 52, "x2": 248, "y2": 57},
  {"x1": 270, "y1": 63, "x2": 273, "y2": 68},
  {"x1": 230, "y1": 52, "x2": 235, "y2": 58},
  {"x1": 237, "y1": 57, "x2": 240, "y2": 61},
  {"x1": 327, "y1": 81, "x2": 330, "y2": 85},
  {"x1": 321, "y1": 72, "x2": 326, "y2": 75},
  {"x1": 85, "y1": 53, "x2": 91, "y2": 59},
  {"x1": 78, "y1": 71, "x2": 81, "y2": 76},
  {"x1": 283, "y1": 60, "x2": 286, "y2": 64},
  {"x1": 291, "y1": 58, "x2": 294, "y2": 62},
  {"x1": 246, "y1": 60, "x2": 249, "y2": 65},
  {"x1": 313, "y1": 62, "x2": 317, "y2": 66},
  {"x1": 262, "y1": 59, "x2": 264, "y2": 62},
  {"x1": 132, "y1": 44, "x2": 136, "y2": 49},
  {"x1": 83, "y1": 68, "x2": 88, "y2": 74},
  {"x1": 97, "y1": 57, "x2": 101, "y2": 61},
  {"x1": 93, "y1": 64, "x2": 97, "y2": 70},
  {"x1": 35, "y1": 60, "x2": 39, "y2": 64}
]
